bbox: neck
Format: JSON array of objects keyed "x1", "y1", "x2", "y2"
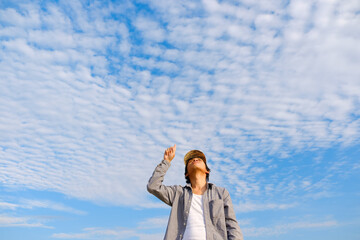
[{"x1": 189, "y1": 172, "x2": 207, "y2": 195}]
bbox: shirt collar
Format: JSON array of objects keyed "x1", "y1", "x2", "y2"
[{"x1": 185, "y1": 182, "x2": 213, "y2": 189}]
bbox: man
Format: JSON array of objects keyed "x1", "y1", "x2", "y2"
[{"x1": 147, "y1": 144, "x2": 243, "y2": 240}]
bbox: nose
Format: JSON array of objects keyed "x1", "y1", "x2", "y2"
[{"x1": 192, "y1": 158, "x2": 201, "y2": 163}]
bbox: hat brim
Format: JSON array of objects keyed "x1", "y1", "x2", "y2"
[{"x1": 184, "y1": 150, "x2": 206, "y2": 165}]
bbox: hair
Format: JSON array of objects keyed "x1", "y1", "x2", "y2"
[{"x1": 184, "y1": 160, "x2": 211, "y2": 184}]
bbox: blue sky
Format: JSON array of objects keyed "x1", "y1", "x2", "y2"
[{"x1": 0, "y1": 0, "x2": 360, "y2": 239}]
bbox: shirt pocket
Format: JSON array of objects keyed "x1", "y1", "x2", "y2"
[
  {"x1": 209, "y1": 199, "x2": 227, "y2": 237},
  {"x1": 209, "y1": 199, "x2": 225, "y2": 220}
]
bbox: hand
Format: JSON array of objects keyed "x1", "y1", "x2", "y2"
[{"x1": 164, "y1": 144, "x2": 176, "y2": 162}]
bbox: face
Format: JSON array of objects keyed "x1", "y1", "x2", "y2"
[{"x1": 186, "y1": 157, "x2": 208, "y2": 176}]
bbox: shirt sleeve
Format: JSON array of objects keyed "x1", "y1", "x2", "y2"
[
  {"x1": 223, "y1": 189, "x2": 243, "y2": 240},
  {"x1": 147, "y1": 159, "x2": 179, "y2": 206}
]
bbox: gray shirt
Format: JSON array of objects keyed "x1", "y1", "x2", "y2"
[{"x1": 147, "y1": 159, "x2": 243, "y2": 240}]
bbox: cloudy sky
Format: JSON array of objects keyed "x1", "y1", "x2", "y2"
[{"x1": 0, "y1": 0, "x2": 359, "y2": 239}]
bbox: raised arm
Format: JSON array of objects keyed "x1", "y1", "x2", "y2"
[{"x1": 147, "y1": 145, "x2": 178, "y2": 206}]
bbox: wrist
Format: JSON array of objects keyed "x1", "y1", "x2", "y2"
[{"x1": 163, "y1": 159, "x2": 171, "y2": 165}]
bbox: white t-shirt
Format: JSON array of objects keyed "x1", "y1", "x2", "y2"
[{"x1": 183, "y1": 194, "x2": 206, "y2": 240}]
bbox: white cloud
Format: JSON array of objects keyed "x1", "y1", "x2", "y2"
[
  {"x1": 236, "y1": 202, "x2": 297, "y2": 213},
  {"x1": 21, "y1": 199, "x2": 86, "y2": 215},
  {"x1": 0, "y1": 197, "x2": 85, "y2": 214},
  {"x1": 0, "y1": 0, "x2": 359, "y2": 210},
  {"x1": 134, "y1": 16, "x2": 166, "y2": 42},
  {"x1": 0, "y1": 5, "x2": 41, "y2": 28},
  {"x1": 52, "y1": 216, "x2": 167, "y2": 239},
  {"x1": 53, "y1": 230, "x2": 164, "y2": 240},
  {"x1": 0, "y1": 201, "x2": 18, "y2": 210},
  {"x1": 243, "y1": 219, "x2": 338, "y2": 237},
  {"x1": 137, "y1": 216, "x2": 168, "y2": 229},
  {"x1": 52, "y1": 227, "x2": 137, "y2": 239},
  {"x1": 0, "y1": 214, "x2": 52, "y2": 228}
]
